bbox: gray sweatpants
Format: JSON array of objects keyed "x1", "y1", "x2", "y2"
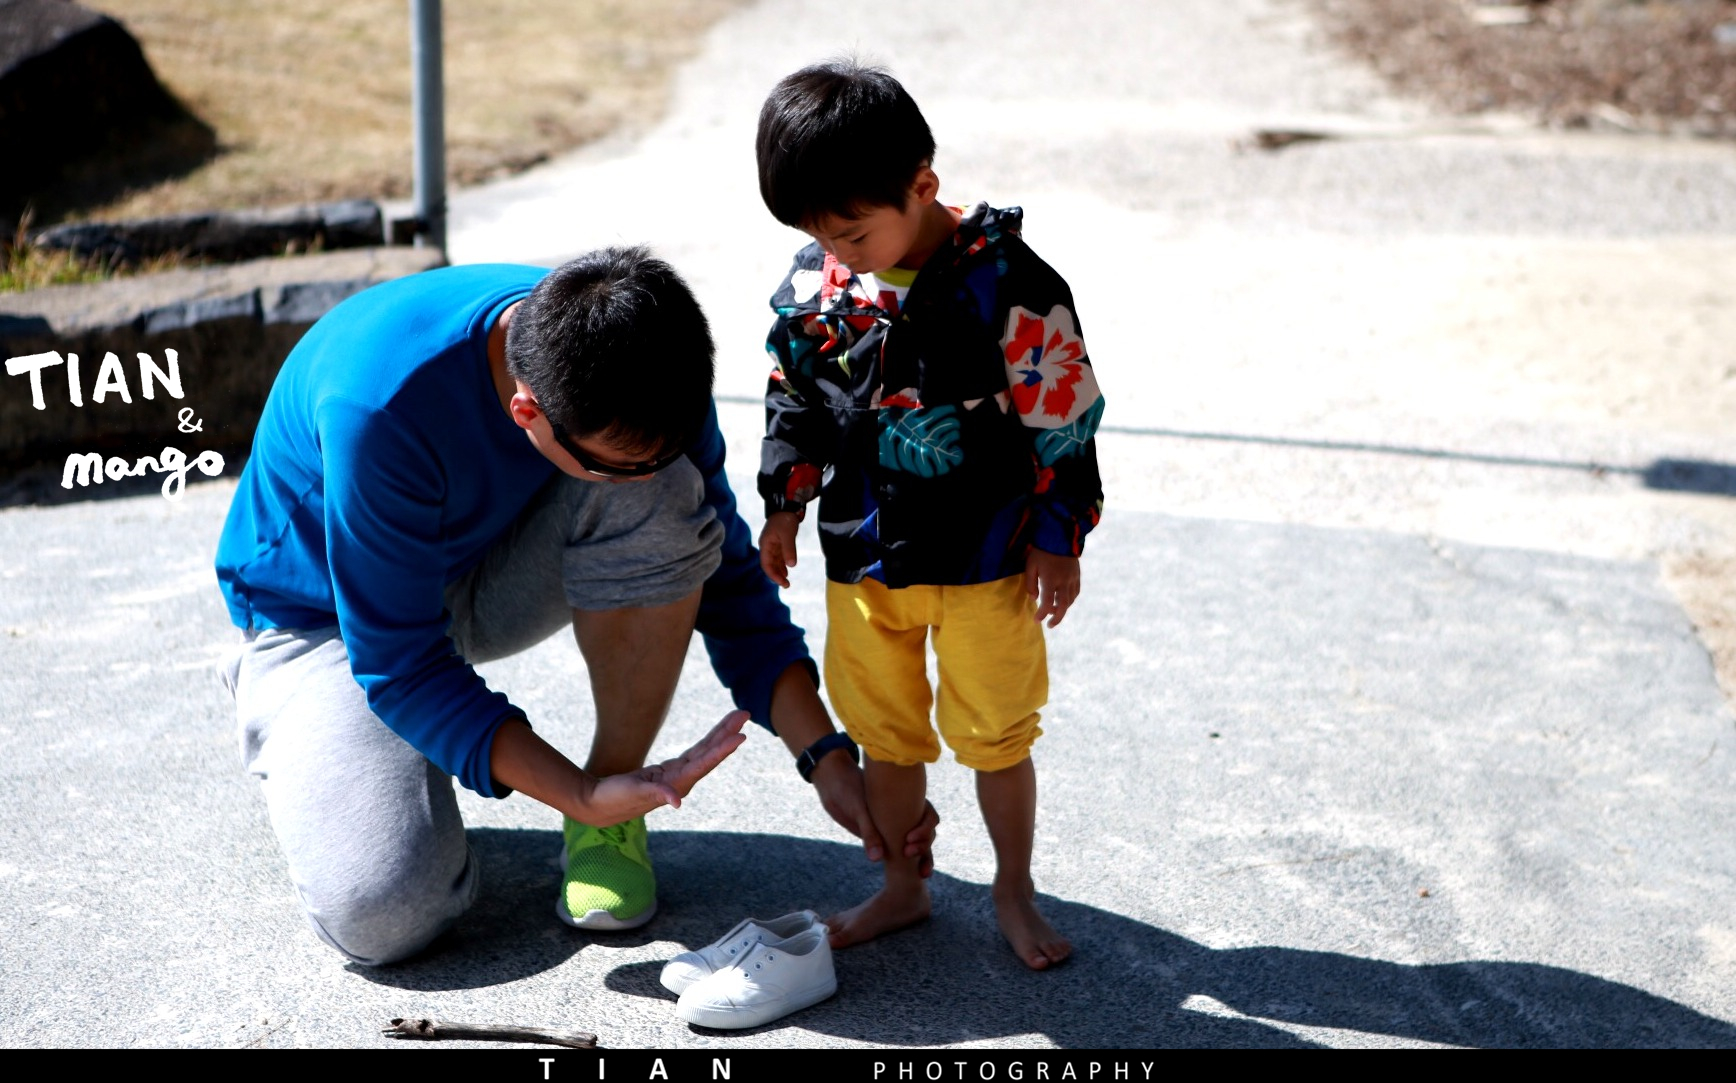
[{"x1": 220, "y1": 461, "x2": 722, "y2": 966}]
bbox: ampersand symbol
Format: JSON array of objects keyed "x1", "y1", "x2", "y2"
[{"x1": 178, "y1": 407, "x2": 204, "y2": 434}]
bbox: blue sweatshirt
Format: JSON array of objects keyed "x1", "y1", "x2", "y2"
[{"x1": 215, "y1": 264, "x2": 810, "y2": 796}]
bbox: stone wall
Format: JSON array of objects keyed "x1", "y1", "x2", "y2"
[
  {"x1": 30, "y1": 200, "x2": 388, "y2": 265},
  {"x1": 0, "y1": 247, "x2": 446, "y2": 492}
]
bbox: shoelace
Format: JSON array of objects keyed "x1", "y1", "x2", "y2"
[{"x1": 594, "y1": 823, "x2": 628, "y2": 846}]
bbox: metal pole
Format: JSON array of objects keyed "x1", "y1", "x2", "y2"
[{"x1": 410, "y1": 0, "x2": 446, "y2": 253}]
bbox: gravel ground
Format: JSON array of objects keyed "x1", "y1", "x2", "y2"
[
  {"x1": 1300, "y1": 0, "x2": 1736, "y2": 702},
  {"x1": 1306, "y1": 0, "x2": 1736, "y2": 138}
]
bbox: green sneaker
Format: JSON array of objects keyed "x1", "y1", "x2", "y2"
[{"x1": 557, "y1": 815, "x2": 657, "y2": 930}]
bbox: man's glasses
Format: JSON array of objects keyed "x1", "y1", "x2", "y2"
[{"x1": 546, "y1": 416, "x2": 686, "y2": 478}]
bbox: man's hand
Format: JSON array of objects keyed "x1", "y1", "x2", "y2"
[
  {"x1": 623, "y1": 708, "x2": 751, "y2": 809},
  {"x1": 580, "y1": 709, "x2": 749, "y2": 823},
  {"x1": 764, "y1": 663, "x2": 940, "y2": 875},
  {"x1": 810, "y1": 749, "x2": 941, "y2": 877},
  {"x1": 1024, "y1": 549, "x2": 1081, "y2": 628},
  {"x1": 495, "y1": 711, "x2": 749, "y2": 828},
  {"x1": 759, "y1": 512, "x2": 802, "y2": 588}
]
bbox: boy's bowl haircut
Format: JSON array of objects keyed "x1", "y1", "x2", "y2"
[{"x1": 755, "y1": 57, "x2": 937, "y2": 228}]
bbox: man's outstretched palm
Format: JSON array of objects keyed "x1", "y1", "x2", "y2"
[{"x1": 585, "y1": 710, "x2": 750, "y2": 823}]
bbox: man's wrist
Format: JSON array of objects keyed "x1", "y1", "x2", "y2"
[{"x1": 795, "y1": 731, "x2": 859, "y2": 783}]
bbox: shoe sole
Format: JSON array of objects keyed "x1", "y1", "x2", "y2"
[
  {"x1": 556, "y1": 895, "x2": 657, "y2": 931},
  {"x1": 676, "y1": 977, "x2": 838, "y2": 1030}
]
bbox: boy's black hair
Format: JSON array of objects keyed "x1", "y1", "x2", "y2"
[
  {"x1": 755, "y1": 58, "x2": 936, "y2": 229},
  {"x1": 504, "y1": 246, "x2": 714, "y2": 456}
]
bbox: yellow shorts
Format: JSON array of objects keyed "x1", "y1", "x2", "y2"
[{"x1": 824, "y1": 574, "x2": 1048, "y2": 772}]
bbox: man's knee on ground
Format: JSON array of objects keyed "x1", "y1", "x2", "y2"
[{"x1": 297, "y1": 849, "x2": 477, "y2": 966}]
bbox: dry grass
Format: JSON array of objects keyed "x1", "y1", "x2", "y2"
[
  {"x1": 0, "y1": 211, "x2": 196, "y2": 291},
  {"x1": 68, "y1": 0, "x2": 750, "y2": 221},
  {"x1": 0, "y1": 238, "x2": 111, "y2": 292}
]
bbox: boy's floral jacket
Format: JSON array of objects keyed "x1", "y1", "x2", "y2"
[{"x1": 758, "y1": 202, "x2": 1104, "y2": 587}]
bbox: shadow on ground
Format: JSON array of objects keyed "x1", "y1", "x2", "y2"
[
  {"x1": 613, "y1": 832, "x2": 1734, "y2": 1049},
  {"x1": 1644, "y1": 459, "x2": 1736, "y2": 498},
  {"x1": 5, "y1": 112, "x2": 218, "y2": 232},
  {"x1": 346, "y1": 827, "x2": 583, "y2": 992},
  {"x1": 1099, "y1": 422, "x2": 1736, "y2": 500},
  {"x1": 333, "y1": 829, "x2": 1733, "y2": 1047}
]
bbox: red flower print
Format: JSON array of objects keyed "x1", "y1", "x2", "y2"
[
  {"x1": 786, "y1": 462, "x2": 822, "y2": 504},
  {"x1": 819, "y1": 255, "x2": 852, "y2": 302},
  {"x1": 1001, "y1": 305, "x2": 1100, "y2": 429}
]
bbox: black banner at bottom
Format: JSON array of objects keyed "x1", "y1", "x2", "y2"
[{"x1": 3, "y1": 1048, "x2": 1172, "y2": 1078}]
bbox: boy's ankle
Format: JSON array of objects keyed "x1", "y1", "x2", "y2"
[
  {"x1": 882, "y1": 866, "x2": 931, "y2": 896},
  {"x1": 991, "y1": 874, "x2": 1036, "y2": 900}
]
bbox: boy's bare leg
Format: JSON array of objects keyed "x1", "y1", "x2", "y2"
[
  {"x1": 824, "y1": 758, "x2": 932, "y2": 948},
  {"x1": 977, "y1": 757, "x2": 1071, "y2": 969}
]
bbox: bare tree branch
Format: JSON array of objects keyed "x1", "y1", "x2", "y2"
[{"x1": 382, "y1": 1017, "x2": 598, "y2": 1049}]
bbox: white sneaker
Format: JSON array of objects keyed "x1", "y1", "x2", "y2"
[
  {"x1": 675, "y1": 924, "x2": 837, "y2": 1029},
  {"x1": 659, "y1": 910, "x2": 820, "y2": 995}
]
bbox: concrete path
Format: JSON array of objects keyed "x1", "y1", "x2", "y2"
[{"x1": 4, "y1": 0, "x2": 1736, "y2": 1050}]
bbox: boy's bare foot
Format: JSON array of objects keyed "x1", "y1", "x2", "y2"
[
  {"x1": 993, "y1": 883, "x2": 1071, "y2": 970},
  {"x1": 824, "y1": 883, "x2": 931, "y2": 949}
]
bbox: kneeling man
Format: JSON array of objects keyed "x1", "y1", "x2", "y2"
[{"x1": 215, "y1": 247, "x2": 931, "y2": 964}]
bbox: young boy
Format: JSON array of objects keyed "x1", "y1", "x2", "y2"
[{"x1": 753, "y1": 59, "x2": 1105, "y2": 970}]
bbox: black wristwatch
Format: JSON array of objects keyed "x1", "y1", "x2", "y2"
[{"x1": 795, "y1": 731, "x2": 860, "y2": 783}]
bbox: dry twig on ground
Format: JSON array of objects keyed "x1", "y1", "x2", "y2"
[{"x1": 382, "y1": 1017, "x2": 599, "y2": 1049}]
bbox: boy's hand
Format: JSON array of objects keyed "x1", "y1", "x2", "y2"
[
  {"x1": 759, "y1": 511, "x2": 802, "y2": 588},
  {"x1": 1024, "y1": 549, "x2": 1081, "y2": 628}
]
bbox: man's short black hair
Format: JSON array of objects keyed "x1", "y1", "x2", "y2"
[
  {"x1": 504, "y1": 246, "x2": 714, "y2": 457},
  {"x1": 755, "y1": 58, "x2": 936, "y2": 229}
]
